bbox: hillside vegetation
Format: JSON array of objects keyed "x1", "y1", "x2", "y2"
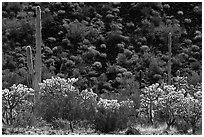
[{"x1": 2, "y1": 2, "x2": 202, "y2": 135}]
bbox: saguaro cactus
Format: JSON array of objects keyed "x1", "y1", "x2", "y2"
[
  {"x1": 167, "y1": 32, "x2": 172, "y2": 85},
  {"x1": 163, "y1": 72, "x2": 167, "y2": 84},
  {"x1": 34, "y1": 6, "x2": 42, "y2": 103},
  {"x1": 26, "y1": 6, "x2": 42, "y2": 106},
  {"x1": 132, "y1": 70, "x2": 144, "y2": 109}
]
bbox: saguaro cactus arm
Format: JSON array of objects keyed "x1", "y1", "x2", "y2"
[
  {"x1": 139, "y1": 70, "x2": 144, "y2": 89},
  {"x1": 26, "y1": 46, "x2": 34, "y2": 87},
  {"x1": 26, "y1": 46, "x2": 34, "y2": 75}
]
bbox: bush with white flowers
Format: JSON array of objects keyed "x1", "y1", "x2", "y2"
[
  {"x1": 39, "y1": 77, "x2": 78, "y2": 97},
  {"x1": 156, "y1": 86, "x2": 185, "y2": 129},
  {"x1": 2, "y1": 84, "x2": 34, "y2": 125},
  {"x1": 140, "y1": 83, "x2": 164, "y2": 124},
  {"x1": 94, "y1": 97, "x2": 135, "y2": 132},
  {"x1": 37, "y1": 77, "x2": 81, "y2": 123},
  {"x1": 177, "y1": 92, "x2": 202, "y2": 134},
  {"x1": 97, "y1": 98, "x2": 120, "y2": 111}
]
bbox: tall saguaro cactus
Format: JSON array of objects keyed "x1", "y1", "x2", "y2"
[
  {"x1": 26, "y1": 6, "x2": 42, "y2": 106},
  {"x1": 167, "y1": 32, "x2": 172, "y2": 85},
  {"x1": 34, "y1": 6, "x2": 42, "y2": 103}
]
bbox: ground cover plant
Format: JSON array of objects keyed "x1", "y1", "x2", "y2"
[{"x1": 2, "y1": 2, "x2": 202, "y2": 135}]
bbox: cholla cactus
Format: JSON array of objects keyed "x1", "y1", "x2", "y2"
[
  {"x1": 39, "y1": 77, "x2": 78, "y2": 97},
  {"x1": 2, "y1": 84, "x2": 34, "y2": 125},
  {"x1": 119, "y1": 99, "x2": 134, "y2": 109},
  {"x1": 140, "y1": 83, "x2": 164, "y2": 125},
  {"x1": 97, "y1": 98, "x2": 120, "y2": 111},
  {"x1": 176, "y1": 94, "x2": 202, "y2": 134},
  {"x1": 162, "y1": 84, "x2": 176, "y2": 94},
  {"x1": 80, "y1": 89, "x2": 98, "y2": 102},
  {"x1": 157, "y1": 85, "x2": 185, "y2": 130}
]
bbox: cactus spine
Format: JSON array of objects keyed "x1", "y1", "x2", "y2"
[
  {"x1": 26, "y1": 6, "x2": 42, "y2": 106},
  {"x1": 167, "y1": 32, "x2": 172, "y2": 85}
]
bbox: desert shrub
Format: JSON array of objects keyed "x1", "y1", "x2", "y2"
[
  {"x1": 80, "y1": 89, "x2": 98, "y2": 121},
  {"x1": 51, "y1": 118, "x2": 71, "y2": 130},
  {"x1": 177, "y1": 93, "x2": 202, "y2": 134},
  {"x1": 12, "y1": 102, "x2": 35, "y2": 128},
  {"x1": 140, "y1": 83, "x2": 164, "y2": 125},
  {"x1": 118, "y1": 99, "x2": 135, "y2": 129},
  {"x1": 156, "y1": 84, "x2": 185, "y2": 129},
  {"x1": 94, "y1": 98, "x2": 120, "y2": 133},
  {"x1": 2, "y1": 84, "x2": 34, "y2": 126},
  {"x1": 173, "y1": 118, "x2": 191, "y2": 134},
  {"x1": 38, "y1": 77, "x2": 81, "y2": 123},
  {"x1": 94, "y1": 98, "x2": 132, "y2": 133}
]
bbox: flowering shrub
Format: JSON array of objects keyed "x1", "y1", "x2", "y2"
[
  {"x1": 119, "y1": 99, "x2": 134, "y2": 109},
  {"x1": 177, "y1": 95, "x2": 202, "y2": 134},
  {"x1": 2, "y1": 84, "x2": 34, "y2": 125},
  {"x1": 119, "y1": 99, "x2": 135, "y2": 118},
  {"x1": 173, "y1": 76, "x2": 202, "y2": 98},
  {"x1": 80, "y1": 89, "x2": 98, "y2": 103},
  {"x1": 156, "y1": 88, "x2": 185, "y2": 129},
  {"x1": 37, "y1": 77, "x2": 81, "y2": 123},
  {"x1": 94, "y1": 98, "x2": 134, "y2": 133},
  {"x1": 193, "y1": 84, "x2": 202, "y2": 100},
  {"x1": 173, "y1": 76, "x2": 188, "y2": 90},
  {"x1": 118, "y1": 99, "x2": 135, "y2": 129},
  {"x1": 12, "y1": 100, "x2": 36, "y2": 128},
  {"x1": 137, "y1": 77, "x2": 202, "y2": 133},
  {"x1": 97, "y1": 98, "x2": 120, "y2": 111},
  {"x1": 162, "y1": 84, "x2": 177, "y2": 93},
  {"x1": 39, "y1": 77, "x2": 78, "y2": 97}
]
